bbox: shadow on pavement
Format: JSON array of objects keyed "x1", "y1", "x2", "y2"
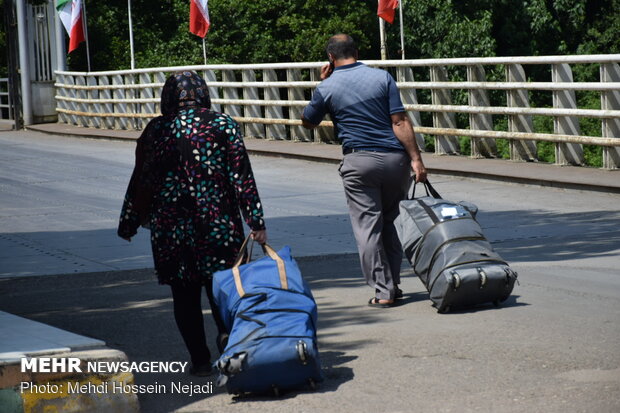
[
  {"x1": 0, "y1": 255, "x2": 369, "y2": 411},
  {"x1": 1, "y1": 206, "x2": 618, "y2": 410},
  {"x1": 479, "y1": 209, "x2": 620, "y2": 262}
]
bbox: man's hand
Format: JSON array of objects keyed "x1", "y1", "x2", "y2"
[
  {"x1": 411, "y1": 159, "x2": 427, "y2": 183},
  {"x1": 320, "y1": 63, "x2": 333, "y2": 80}
]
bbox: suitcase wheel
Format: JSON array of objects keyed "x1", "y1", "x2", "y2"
[
  {"x1": 438, "y1": 305, "x2": 451, "y2": 314},
  {"x1": 477, "y1": 267, "x2": 487, "y2": 288},
  {"x1": 450, "y1": 271, "x2": 461, "y2": 290},
  {"x1": 272, "y1": 385, "x2": 280, "y2": 397},
  {"x1": 297, "y1": 340, "x2": 309, "y2": 365}
]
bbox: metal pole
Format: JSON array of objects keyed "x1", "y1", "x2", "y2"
[
  {"x1": 379, "y1": 17, "x2": 387, "y2": 60},
  {"x1": 399, "y1": 0, "x2": 405, "y2": 59},
  {"x1": 15, "y1": 0, "x2": 33, "y2": 125},
  {"x1": 54, "y1": 1, "x2": 66, "y2": 71},
  {"x1": 128, "y1": 0, "x2": 135, "y2": 70},
  {"x1": 202, "y1": 37, "x2": 207, "y2": 65},
  {"x1": 82, "y1": 0, "x2": 91, "y2": 71}
]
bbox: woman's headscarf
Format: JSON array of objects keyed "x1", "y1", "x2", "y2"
[{"x1": 160, "y1": 71, "x2": 211, "y2": 116}]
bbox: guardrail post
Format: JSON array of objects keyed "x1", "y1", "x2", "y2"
[
  {"x1": 467, "y1": 65, "x2": 496, "y2": 158},
  {"x1": 153, "y1": 72, "x2": 166, "y2": 116},
  {"x1": 76, "y1": 75, "x2": 88, "y2": 127},
  {"x1": 601, "y1": 63, "x2": 620, "y2": 169},
  {"x1": 242, "y1": 69, "x2": 265, "y2": 138},
  {"x1": 309, "y1": 68, "x2": 335, "y2": 143},
  {"x1": 203, "y1": 70, "x2": 221, "y2": 113},
  {"x1": 397, "y1": 67, "x2": 425, "y2": 150},
  {"x1": 56, "y1": 73, "x2": 69, "y2": 124},
  {"x1": 552, "y1": 64, "x2": 583, "y2": 165},
  {"x1": 113, "y1": 75, "x2": 128, "y2": 130},
  {"x1": 125, "y1": 74, "x2": 140, "y2": 130},
  {"x1": 222, "y1": 70, "x2": 242, "y2": 124},
  {"x1": 140, "y1": 73, "x2": 155, "y2": 127},
  {"x1": 287, "y1": 68, "x2": 312, "y2": 142},
  {"x1": 506, "y1": 64, "x2": 537, "y2": 161},
  {"x1": 87, "y1": 76, "x2": 100, "y2": 128},
  {"x1": 263, "y1": 69, "x2": 287, "y2": 140},
  {"x1": 99, "y1": 76, "x2": 115, "y2": 129},
  {"x1": 430, "y1": 66, "x2": 459, "y2": 154}
]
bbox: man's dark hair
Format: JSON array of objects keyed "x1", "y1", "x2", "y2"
[{"x1": 326, "y1": 34, "x2": 358, "y2": 60}]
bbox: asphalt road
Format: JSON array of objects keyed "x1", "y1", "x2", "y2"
[{"x1": 1, "y1": 130, "x2": 619, "y2": 412}]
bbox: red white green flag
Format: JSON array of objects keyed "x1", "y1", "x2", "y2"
[
  {"x1": 377, "y1": 0, "x2": 399, "y2": 24},
  {"x1": 189, "y1": 0, "x2": 210, "y2": 38},
  {"x1": 56, "y1": 0, "x2": 85, "y2": 52}
]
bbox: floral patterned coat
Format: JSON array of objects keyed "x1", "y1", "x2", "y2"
[{"x1": 118, "y1": 72, "x2": 265, "y2": 285}]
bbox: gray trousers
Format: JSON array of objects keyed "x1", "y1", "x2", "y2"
[{"x1": 339, "y1": 151, "x2": 410, "y2": 300}]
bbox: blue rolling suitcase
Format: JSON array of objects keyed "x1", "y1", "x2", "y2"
[{"x1": 212, "y1": 237, "x2": 322, "y2": 395}]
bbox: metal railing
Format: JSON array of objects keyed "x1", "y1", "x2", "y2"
[
  {"x1": 54, "y1": 55, "x2": 620, "y2": 169},
  {"x1": 0, "y1": 78, "x2": 13, "y2": 121}
]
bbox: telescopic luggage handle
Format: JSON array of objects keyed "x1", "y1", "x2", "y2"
[
  {"x1": 407, "y1": 178, "x2": 442, "y2": 200},
  {"x1": 231, "y1": 233, "x2": 288, "y2": 297}
]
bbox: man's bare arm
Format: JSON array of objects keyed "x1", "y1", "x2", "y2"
[{"x1": 391, "y1": 112, "x2": 427, "y2": 182}]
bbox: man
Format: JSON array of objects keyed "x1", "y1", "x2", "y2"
[{"x1": 301, "y1": 34, "x2": 427, "y2": 308}]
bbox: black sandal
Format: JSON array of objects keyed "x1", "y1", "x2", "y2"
[{"x1": 367, "y1": 297, "x2": 394, "y2": 308}]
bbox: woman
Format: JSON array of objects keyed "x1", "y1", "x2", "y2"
[{"x1": 118, "y1": 71, "x2": 267, "y2": 376}]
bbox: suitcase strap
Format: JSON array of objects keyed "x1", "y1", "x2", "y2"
[
  {"x1": 408, "y1": 179, "x2": 442, "y2": 200},
  {"x1": 231, "y1": 234, "x2": 288, "y2": 297}
]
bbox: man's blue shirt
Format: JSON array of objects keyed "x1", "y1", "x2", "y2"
[{"x1": 303, "y1": 62, "x2": 405, "y2": 151}]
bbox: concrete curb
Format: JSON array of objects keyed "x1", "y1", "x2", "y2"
[{"x1": 0, "y1": 350, "x2": 139, "y2": 413}]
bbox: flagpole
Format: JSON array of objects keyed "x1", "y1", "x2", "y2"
[
  {"x1": 202, "y1": 37, "x2": 207, "y2": 65},
  {"x1": 128, "y1": 0, "x2": 135, "y2": 69},
  {"x1": 379, "y1": 17, "x2": 387, "y2": 60},
  {"x1": 82, "y1": 0, "x2": 91, "y2": 71},
  {"x1": 398, "y1": 0, "x2": 405, "y2": 59}
]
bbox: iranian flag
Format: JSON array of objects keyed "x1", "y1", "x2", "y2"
[
  {"x1": 377, "y1": 0, "x2": 399, "y2": 24},
  {"x1": 56, "y1": 0, "x2": 85, "y2": 52},
  {"x1": 189, "y1": 0, "x2": 210, "y2": 38}
]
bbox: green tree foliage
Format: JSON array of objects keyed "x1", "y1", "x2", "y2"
[
  {"x1": 380, "y1": 0, "x2": 620, "y2": 61},
  {"x1": 0, "y1": 0, "x2": 7, "y2": 77},
  {"x1": 1, "y1": 1, "x2": 617, "y2": 70},
  {"x1": 66, "y1": 0, "x2": 378, "y2": 71},
  {"x1": 391, "y1": 0, "x2": 497, "y2": 59}
]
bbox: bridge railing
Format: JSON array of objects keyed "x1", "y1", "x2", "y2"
[
  {"x1": 55, "y1": 55, "x2": 620, "y2": 169},
  {"x1": 0, "y1": 78, "x2": 14, "y2": 121}
]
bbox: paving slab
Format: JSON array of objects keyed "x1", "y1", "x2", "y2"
[{"x1": 0, "y1": 312, "x2": 104, "y2": 364}]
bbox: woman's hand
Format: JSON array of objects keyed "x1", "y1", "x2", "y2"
[{"x1": 250, "y1": 229, "x2": 267, "y2": 244}]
